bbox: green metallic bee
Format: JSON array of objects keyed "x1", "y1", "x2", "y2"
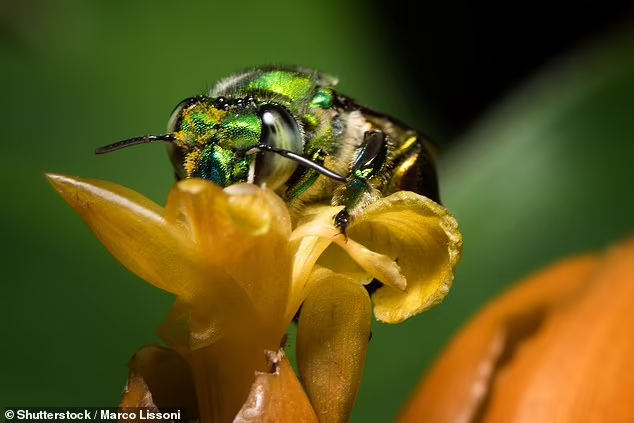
[{"x1": 96, "y1": 66, "x2": 441, "y2": 232}]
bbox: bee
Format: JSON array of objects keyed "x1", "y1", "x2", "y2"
[{"x1": 96, "y1": 66, "x2": 441, "y2": 233}]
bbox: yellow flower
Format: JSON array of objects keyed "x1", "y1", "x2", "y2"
[
  {"x1": 397, "y1": 237, "x2": 634, "y2": 423},
  {"x1": 46, "y1": 174, "x2": 462, "y2": 423}
]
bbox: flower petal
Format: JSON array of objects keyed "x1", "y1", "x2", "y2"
[
  {"x1": 286, "y1": 234, "x2": 334, "y2": 321},
  {"x1": 328, "y1": 237, "x2": 407, "y2": 291},
  {"x1": 120, "y1": 374, "x2": 156, "y2": 409},
  {"x1": 297, "y1": 271, "x2": 372, "y2": 423},
  {"x1": 348, "y1": 191, "x2": 463, "y2": 323},
  {"x1": 290, "y1": 206, "x2": 342, "y2": 281},
  {"x1": 120, "y1": 344, "x2": 198, "y2": 418},
  {"x1": 233, "y1": 349, "x2": 319, "y2": 423},
  {"x1": 46, "y1": 174, "x2": 201, "y2": 299},
  {"x1": 292, "y1": 207, "x2": 406, "y2": 292},
  {"x1": 160, "y1": 182, "x2": 297, "y2": 421},
  {"x1": 287, "y1": 206, "x2": 343, "y2": 320},
  {"x1": 47, "y1": 175, "x2": 260, "y2": 351},
  {"x1": 166, "y1": 180, "x2": 293, "y2": 332},
  {"x1": 226, "y1": 187, "x2": 294, "y2": 332},
  {"x1": 191, "y1": 336, "x2": 274, "y2": 423},
  {"x1": 157, "y1": 295, "x2": 259, "y2": 354},
  {"x1": 165, "y1": 181, "x2": 280, "y2": 254}
]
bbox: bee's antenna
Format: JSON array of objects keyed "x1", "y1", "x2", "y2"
[
  {"x1": 253, "y1": 143, "x2": 347, "y2": 183},
  {"x1": 95, "y1": 134, "x2": 176, "y2": 154}
]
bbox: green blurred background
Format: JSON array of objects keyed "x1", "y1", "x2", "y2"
[{"x1": 1, "y1": 1, "x2": 634, "y2": 421}]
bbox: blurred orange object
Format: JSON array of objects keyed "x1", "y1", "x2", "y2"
[{"x1": 397, "y1": 237, "x2": 634, "y2": 423}]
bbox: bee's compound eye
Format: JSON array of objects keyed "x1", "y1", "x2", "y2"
[
  {"x1": 255, "y1": 104, "x2": 303, "y2": 189},
  {"x1": 259, "y1": 104, "x2": 302, "y2": 147},
  {"x1": 167, "y1": 96, "x2": 205, "y2": 133}
]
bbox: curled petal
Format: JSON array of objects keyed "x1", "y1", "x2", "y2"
[
  {"x1": 225, "y1": 184, "x2": 291, "y2": 238},
  {"x1": 292, "y1": 210, "x2": 406, "y2": 292},
  {"x1": 234, "y1": 349, "x2": 319, "y2": 423},
  {"x1": 165, "y1": 179, "x2": 236, "y2": 252},
  {"x1": 288, "y1": 206, "x2": 343, "y2": 320},
  {"x1": 165, "y1": 181, "x2": 281, "y2": 255},
  {"x1": 45, "y1": 174, "x2": 201, "y2": 300},
  {"x1": 329, "y1": 236, "x2": 406, "y2": 291},
  {"x1": 297, "y1": 272, "x2": 372, "y2": 423},
  {"x1": 349, "y1": 191, "x2": 463, "y2": 323}
]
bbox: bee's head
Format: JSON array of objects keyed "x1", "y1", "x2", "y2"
[
  {"x1": 97, "y1": 95, "x2": 306, "y2": 190},
  {"x1": 168, "y1": 95, "x2": 308, "y2": 190},
  {"x1": 96, "y1": 95, "x2": 346, "y2": 189}
]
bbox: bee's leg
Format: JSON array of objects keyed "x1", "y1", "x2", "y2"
[
  {"x1": 332, "y1": 182, "x2": 376, "y2": 237},
  {"x1": 332, "y1": 130, "x2": 389, "y2": 234}
]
